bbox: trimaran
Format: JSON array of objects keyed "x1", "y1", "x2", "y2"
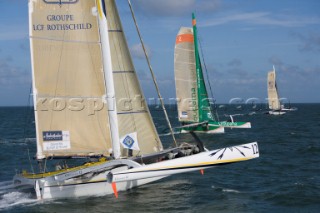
[
  {"x1": 13, "y1": 0, "x2": 259, "y2": 200},
  {"x1": 174, "y1": 13, "x2": 251, "y2": 134}
]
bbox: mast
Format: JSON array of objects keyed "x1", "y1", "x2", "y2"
[
  {"x1": 28, "y1": 1, "x2": 44, "y2": 160},
  {"x1": 192, "y1": 13, "x2": 213, "y2": 122},
  {"x1": 97, "y1": 0, "x2": 121, "y2": 159}
]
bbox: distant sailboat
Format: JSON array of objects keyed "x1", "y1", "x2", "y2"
[
  {"x1": 267, "y1": 66, "x2": 297, "y2": 115},
  {"x1": 13, "y1": 0, "x2": 259, "y2": 200},
  {"x1": 174, "y1": 13, "x2": 251, "y2": 133}
]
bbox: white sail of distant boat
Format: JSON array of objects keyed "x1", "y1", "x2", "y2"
[
  {"x1": 267, "y1": 66, "x2": 297, "y2": 115},
  {"x1": 267, "y1": 67, "x2": 281, "y2": 111},
  {"x1": 13, "y1": 1, "x2": 259, "y2": 200}
]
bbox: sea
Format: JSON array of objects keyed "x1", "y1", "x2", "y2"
[{"x1": 0, "y1": 103, "x2": 319, "y2": 213}]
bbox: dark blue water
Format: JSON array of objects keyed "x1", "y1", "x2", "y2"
[{"x1": 0, "y1": 104, "x2": 319, "y2": 212}]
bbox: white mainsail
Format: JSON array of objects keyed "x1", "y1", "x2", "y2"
[
  {"x1": 30, "y1": 0, "x2": 113, "y2": 159},
  {"x1": 267, "y1": 69, "x2": 281, "y2": 110},
  {"x1": 103, "y1": 0, "x2": 163, "y2": 157},
  {"x1": 174, "y1": 27, "x2": 199, "y2": 122}
]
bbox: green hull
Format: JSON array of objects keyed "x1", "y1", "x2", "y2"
[
  {"x1": 210, "y1": 121, "x2": 251, "y2": 128},
  {"x1": 179, "y1": 120, "x2": 250, "y2": 134},
  {"x1": 180, "y1": 123, "x2": 224, "y2": 134}
]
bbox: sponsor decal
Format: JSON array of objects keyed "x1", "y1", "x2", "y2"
[
  {"x1": 43, "y1": 131, "x2": 71, "y2": 151},
  {"x1": 191, "y1": 87, "x2": 198, "y2": 121},
  {"x1": 209, "y1": 145, "x2": 252, "y2": 159},
  {"x1": 123, "y1": 136, "x2": 134, "y2": 148},
  {"x1": 180, "y1": 111, "x2": 188, "y2": 118},
  {"x1": 43, "y1": 131, "x2": 63, "y2": 141},
  {"x1": 43, "y1": 141, "x2": 71, "y2": 151},
  {"x1": 217, "y1": 121, "x2": 239, "y2": 127},
  {"x1": 120, "y1": 132, "x2": 140, "y2": 150},
  {"x1": 33, "y1": 1, "x2": 92, "y2": 33}
]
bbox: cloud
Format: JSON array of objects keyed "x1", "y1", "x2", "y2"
[
  {"x1": 0, "y1": 58, "x2": 30, "y2": 85},
  {"x1": 132, "y1": 0, "x2": 193, "y2": 17},
  {"x1": 291, "y1": 31, "x2": 320, "y2": 52},
  {"x1": 200, "y1": 12, "x2": 320, "y2": 27},
  {"x1": 268, "y1": 56, "x2": 320, "y2": 78},
  {"x1": 19, "y1": 43, "x2": 29, "y2": 52},
  {"x1": 130, "y1": 43, "x2": 152, "y2": 59},
  {"x1": 228, "y1": 58, "x2": 242, "y2": 67},
  {"x1": 196, "y1": 0, "x2": 222, "y2": 13},
  {"x1": 268, "y1": 56, "x2": 284, "y2": 67},
  {"x1": 0, "y1": 24, "x2": 28, "y2": 41},
  {"x1": 132, "y1": 0, "x2": 221, "y2": 17}
]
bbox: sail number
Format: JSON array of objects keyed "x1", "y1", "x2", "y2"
[{"x1": 252, "y1": 144, "x2": 259, "y2": 155}]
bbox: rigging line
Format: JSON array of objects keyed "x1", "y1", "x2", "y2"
[
  {"x1": 198, "y1": 37, "x2": 219, "y2": 121},
  {"x1": 24, "y1": 82, "x2": 34, "y2": 174},
  {"x1": 127, "y1": 0, "x2": 177, "y2": 147}
]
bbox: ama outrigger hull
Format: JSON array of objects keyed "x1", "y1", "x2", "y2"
[
  {"x1": 180, "y1": 121, "x2": 251, "y2": 134},
  {"x1": 109, "y1": 142, "x2": 259, "y2": 184},
  {"x1": 13, "y1": 142, "x2": 259, "y2": 200}
]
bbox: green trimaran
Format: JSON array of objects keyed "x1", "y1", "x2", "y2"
[{"x1": 174, "y1": 13, "x2": 251, "y2": 134}]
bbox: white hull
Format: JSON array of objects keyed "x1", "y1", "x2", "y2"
[
  {"x1": 281, "y1": 107, "x2": 298, "y2": 111},
  {"x1": 268, "y1": 110, "x2": 286, "y2": 115},
  {"x1": 14, "y1": 142, "x2": 259, "y2": 200},
  {"x1": 37, "y1": 176, "x2": 166, "y2": 199},
  {"x1": 268, "y1": 106, "x2": 297, "y2": 115},
  {"x1": 206, "y1": 126, "x2": 225, "y2": 133},
  {"x1": 110, "y1": 142, "x2": 259, "y2": 183},
  {"x1": 14, "y1": 166, "x2": 166, "y2": 200}
]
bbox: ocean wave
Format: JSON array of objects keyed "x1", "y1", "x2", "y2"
[
  {"x1": 0, "y1": 181, "x2": 15, "y2": 192},
  {"x1": 0, "y1": 138, "x2": 36, "y2": 145},
  {"x1": 211, "y1": 185, "x2": 241, "y2": 194},
  {"x1": 0, "y1": 191, "x2": 36, "y2": 210},
  {"x1": 222, "y1": 188, "x2": 241, "y2": 193}
]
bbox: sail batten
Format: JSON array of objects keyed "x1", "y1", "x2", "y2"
[{"x1": 31, "y1": 36, "x2": 101, "y2": 44}]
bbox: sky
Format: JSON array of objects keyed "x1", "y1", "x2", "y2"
[{"x1": 0, "y1": 0, "x2": 319, "y2": 106}]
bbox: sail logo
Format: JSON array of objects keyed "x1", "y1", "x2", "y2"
[
  {"x1": 43, "y1": 0, "x2": 79, "y2": 4},
  {"x1": 181, "y1": 111, "x2": 188, "y2": 118},
  {"x1": 120, "y1": 132, "x2": 140, "y2": 150},
  {"x1": 43, "y1": 131, "x2": 71, "y2": 151},
  {"x1": 43, "y1": 131, "x2": 63, "y2": 141},
  {"x1": 268, "y1": 81, "x2": 274, "y2": 89},
  {"x1": 123, "y1": 136, "x2": 135, "y2": 149}
]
